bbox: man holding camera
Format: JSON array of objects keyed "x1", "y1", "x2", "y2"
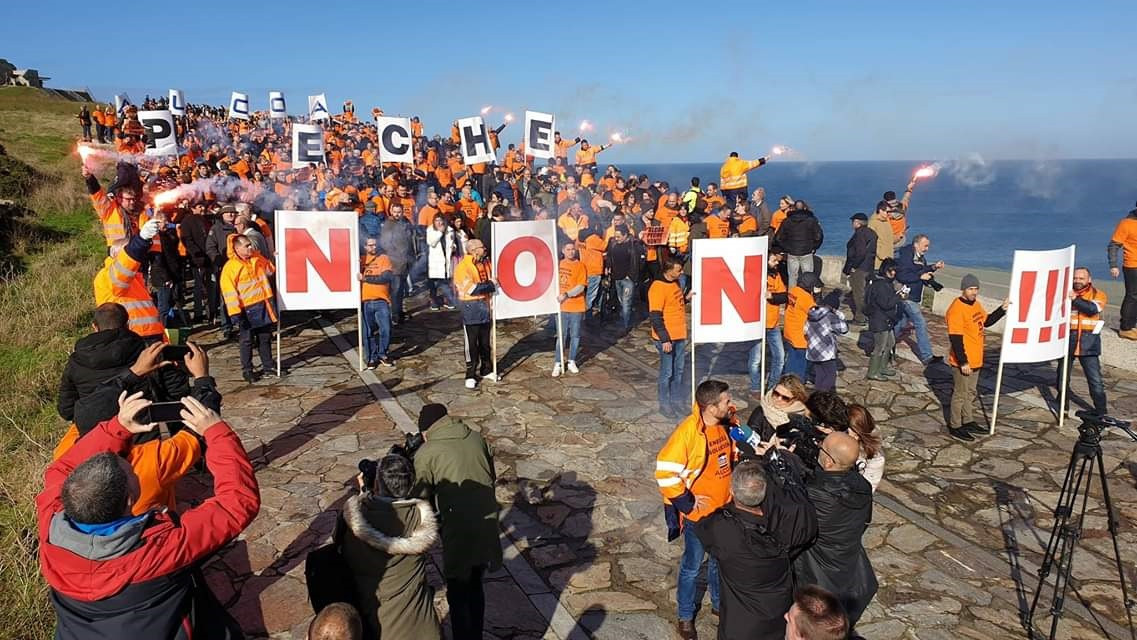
[
  {"x1": 894, "y1": 234, "x2": 945, "y2": 366},
  {"x1": 412, "y1": 404, "x2": 501, "y2": 640},
  {"x1": 693, "y1": 448, "x2": 818, "y2": 639},
  {"x1": 793, "y1": 432, "x2": 877, "y2": 630}
]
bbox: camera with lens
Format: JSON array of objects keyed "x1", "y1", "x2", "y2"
[
  {"x1": 775, "y1": 413, "x2": 827, "y2": 473},
  {"x1": 926, "y1": 277, "x2": 944, "y2": 292},
  {"x1": 357, "y1": 432, "x2": 426, "y2": 490}
]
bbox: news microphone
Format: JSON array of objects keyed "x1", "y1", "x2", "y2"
[{"x1": 728, "y1": 422, "x2": 763, "y2": 452}]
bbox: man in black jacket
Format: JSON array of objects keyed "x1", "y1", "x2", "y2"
[
  {"x1": 57, "y1": 303, "x2": 145, "y2": 422},
  {"x1": 793, "y1": 432, "x2": 877, "y2": 629},
  {"x1": 774, "y1": 204, "x2": 824, "y2": 290},
  {"x1": 864, "y1": 259, "x2": 901, "y2": 381},
  {"x1": 696, "y1": 455, "x2": 818, "y2": 639},
  {"x1": 179, "y1": 201, "x2": 213, "y2": 325},
  {"x1": 605, "y1": 224, "x2": 641, "y2": 331},
  {"x1": 205, "y1": 205, "x2": 238, "y2": 337},
  {"x1": 149, "y1": 207, "x2": 185, "y2": 328},
  {"x1": 842, "y1": 213, "x2": 876, "y2": 325},
  {"x1": 893, "y1": 234, "x2": 946, "y2": 365}
]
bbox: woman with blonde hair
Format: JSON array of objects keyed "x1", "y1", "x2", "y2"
[
  {"x1": 846, "y1": 403, "x2": 885, "y2": 491},
  {"x1": 746, "y1": 374, "x2": 810, "y2": 440}
]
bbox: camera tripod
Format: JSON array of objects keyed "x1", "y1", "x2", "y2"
[{"x1": 1027, "y1": 412, "x2": 1137, "y2": 640}]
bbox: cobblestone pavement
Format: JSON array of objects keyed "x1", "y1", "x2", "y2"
[{"x1": 192, "y1": 293, "x2": 1137, "y2": 639}]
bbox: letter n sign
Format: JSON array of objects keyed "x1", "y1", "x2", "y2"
[
  {"x1": 276, "y1": 211, "x2": 361, "y2": 311},
  {"x1": 691, "y1": 236, "x2": 768, "y2": 344}
]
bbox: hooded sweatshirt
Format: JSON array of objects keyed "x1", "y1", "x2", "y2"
[{"x1": 57, "y1": 327, "x2": 145, "y2": 421}]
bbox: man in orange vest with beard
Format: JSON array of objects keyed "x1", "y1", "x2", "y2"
[{"x1": 1059, "y1": 267, "x2": 1108, "y2": 416}]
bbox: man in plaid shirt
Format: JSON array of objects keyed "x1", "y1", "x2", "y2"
[{"x1": 806, "y1": 290, "x2": 849, "y2": 391}]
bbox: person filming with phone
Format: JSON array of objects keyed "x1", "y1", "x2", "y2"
[{"x1": 52, "y1": 340, "x2": 222, "y2": 515}]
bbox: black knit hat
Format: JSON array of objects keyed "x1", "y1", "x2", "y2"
[
  {"x1": 108, "y1": 161, "x2": 142, "y2": 195},
  {"x1": 418, "y1": 403, "x2": 448, "y2": 432}
]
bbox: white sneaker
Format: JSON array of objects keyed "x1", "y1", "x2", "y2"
[
  {"x1": 567, "y1": 361, "x2": 580, "y2": 374},
  {"x1": 465, "y1": 378, "x2": 477, "y2": 389},
  {"x1": 482, "y1": 372, "x2": 500, "y2": 382},
  {"x1": 552, "y1": 363, "x2": 563, "y2": 377}
]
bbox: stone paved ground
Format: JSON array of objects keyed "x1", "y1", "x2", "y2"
[{"x1": 190, "y1": 292, "x2": 1137, "y2": 640}]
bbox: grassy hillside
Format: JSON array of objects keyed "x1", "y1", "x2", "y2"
[{"x1": 0, "y1": 86, "x2": 106, "y2": 640}]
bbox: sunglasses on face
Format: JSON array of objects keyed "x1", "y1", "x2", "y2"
[{"x1": 772, "y1": 388, "x2": 794, "y2": 402}]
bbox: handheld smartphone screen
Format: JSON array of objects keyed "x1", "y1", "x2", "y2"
[
  {"x1": 161, "y1": 345, "x2": 191, "y2": 361},
  {"x1": 138, "y1": 401, "x2": 185, "y2": 424}
]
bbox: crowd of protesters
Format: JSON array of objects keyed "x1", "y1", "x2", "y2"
[{"x1": 39, "y1": 94, "x2": 1135, "y2": 639}]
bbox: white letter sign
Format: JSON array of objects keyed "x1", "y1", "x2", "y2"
[
  {"x1": 492, "y1": 220, "x2": 559, "y2": 320},
  {"x1": 139, "y1": 110, "x2": 178, "y2": 157},
  {"x1": 268, "y1": 91, "x2": 287, "y2": 118},
  {"x1": 292, "y1": 123, "x2": 325, "y2": 165},
  {"x1": 168, "y1": 89, "x2": 185, "y2": 116},
  {"x1": 275, "y1": 210, "x2": 360, "y2": 311},
  {"x1": 524, "y1": 111, "x2": 555, "y2": 160},
  {"x1": 691, "y1": 236, "x2": 768, "y2": 344},
  {"x1": 458, "y1": 116, "x2": 496, "y2": 164},
  {"x1": 308, "y1": 93, "x2": 330, "y2": 121},
  {"x1": 229, "y1": 91, "x2": 250, "y2": 120},
  {"x1": 999, "y1": 245, "x2": 1076, "y2": 363},
  {"x1": 375, "y1": 116, "x2": 413, "y2": 164}
]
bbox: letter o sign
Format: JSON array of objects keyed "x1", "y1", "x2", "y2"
[{"x1": 497, "y1": 236, "x2": 553, "y2": 302}]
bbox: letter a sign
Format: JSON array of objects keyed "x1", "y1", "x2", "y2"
[
  {"x1": 275, "y1": 211, "x2": 360, "y2": 310},
  {"x1": 691, "y1": 236, "x2": 768, "y2": 344}
]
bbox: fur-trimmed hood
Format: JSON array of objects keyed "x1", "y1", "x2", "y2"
[{"x1": 344, "y1": 494, "x2": 438, "y2": 555}]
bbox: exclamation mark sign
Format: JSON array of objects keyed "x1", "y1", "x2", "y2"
[
  {"x1": 1011, "y1": 271, "x2": 1036, "y2": 344},
  {"x1": 1038, "y1": 269, "x2": 1059, "y2": 342},
  {"x1": 1058, "y1": 267, "x2": 1070, "y2": 340}
]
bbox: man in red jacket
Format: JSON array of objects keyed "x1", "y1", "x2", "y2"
[{"x1": 37, "y1": 391, "x2": 261, "y2": 639}]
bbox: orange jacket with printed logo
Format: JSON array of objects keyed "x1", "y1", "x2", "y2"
[{"x1": 655, "y1": 413, "x2": 736, "y2": 523}]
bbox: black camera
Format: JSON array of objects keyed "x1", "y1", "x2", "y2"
[
  {"x1": 775, "y1": 414, "x2": 827, "y2": 473},
  {"x1": 358, "y1": 432, "x2": 425, "y2": 490},
  {"x1": 390, "y1": 432, "x2": 425, "y2": 460},
  {"x1": 926, "y1": 277, "x2": 944, "y2": 292}
]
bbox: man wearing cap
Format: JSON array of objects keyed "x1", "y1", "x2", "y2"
[
  {"x1": 843, "y1": 213, "x2": 877, "y2": 325},
  {"x1": 945, "y1": 275, "x2": 1009, "y2": 440},
  {"x1": 412, "y1": 404, "x2": 501, "y2": 640},
  {"x1": 784, "y1": 272, "x2": 822, "y2": 380},
  {"x1": 454, "y1": 239, "x2": 497, "y2": 389}
]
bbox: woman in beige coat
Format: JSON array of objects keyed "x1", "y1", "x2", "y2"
[{"x1": 342, "y1": 455, "x2": 441, "y2": 640}]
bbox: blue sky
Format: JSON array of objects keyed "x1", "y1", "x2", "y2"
[{"x1": 4, "y1": 0, "x2": 1134, "y2": 162}]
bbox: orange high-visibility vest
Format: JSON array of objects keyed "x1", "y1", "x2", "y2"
[{"x1": 93, "y1": 252, "x2": 164, "y2": 338}]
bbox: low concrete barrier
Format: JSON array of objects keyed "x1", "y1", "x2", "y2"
[{"x1": 813, "y1": 254, "x2": 1135, "y2": 371}]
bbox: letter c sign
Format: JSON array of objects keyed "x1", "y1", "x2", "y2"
[{"x1": 497, "y1": 236, "x2": 554, "y2": 302}]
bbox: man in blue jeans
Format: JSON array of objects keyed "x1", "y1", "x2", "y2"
[
  {"x1": 655, "y1": 380, "x2": 738, "y2": 639},
  {"x1": 605, "y1": 224, "x2": 641, "y2": 331},
  {"x1": 894, "y1": 234, "x2": 945, "y2": 365},
  {"x1": 650, "y1": 259, "x2": 692, "y2": 417},
  {"x1": 359, "y1": 237, "x2": 395, "y2": 369},
  {"x1": 748, "y1": 252, "x2": 787, "y2": 394}
]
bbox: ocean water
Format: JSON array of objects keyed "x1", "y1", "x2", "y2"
[{"x1": 619, "y1": 160, "x2": 1137, "y2": 276}]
